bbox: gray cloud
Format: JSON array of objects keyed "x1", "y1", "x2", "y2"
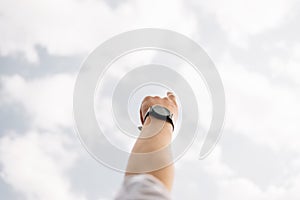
[
  {"x1": 0, "y1": 46, "x2": 82, "y2": 78},
  {"x1": 221, "y1": 131, "x2": 290, "y2": 190}
]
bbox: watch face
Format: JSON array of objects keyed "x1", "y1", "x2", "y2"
[{"x1": 152, "y1": 105, "x2": 170, "y2": 117}]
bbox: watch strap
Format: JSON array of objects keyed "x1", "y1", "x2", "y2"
[{"x1": 139, "y1": 106, "x2": 174, "y2": 131}]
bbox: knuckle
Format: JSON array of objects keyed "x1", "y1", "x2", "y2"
[
  {"x1": 142, "y1": 96, "x2": 152, "y2": 105},
  {"x1": 163, "y1": 97, "x2": 169, "y2": 101},
  {"x1": 143, "y1": 96, "x2": 152, "y2": 101}
]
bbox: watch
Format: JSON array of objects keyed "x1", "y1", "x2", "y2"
[{"x1": 138, "y1": 105, "x2": 174, "y2": 131}]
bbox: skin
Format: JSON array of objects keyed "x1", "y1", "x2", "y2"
[{"x1": 125, "y1": 91, "x2": 178, "y2": 192}]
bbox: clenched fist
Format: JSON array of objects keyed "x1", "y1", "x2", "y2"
[{"x1": 139, "y1": 92, "x2": 178, "y2": 129}]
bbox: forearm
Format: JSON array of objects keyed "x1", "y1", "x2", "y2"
[{"x1": 125, "y1": 116, "x2": 174, "y2": 191}]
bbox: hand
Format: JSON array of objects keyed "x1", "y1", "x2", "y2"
[{"x1": 140, "y1": 92, "x2": 178, "y2": 127}]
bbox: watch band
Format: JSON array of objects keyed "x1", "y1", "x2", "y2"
[{"x1": 138, "y1": 106, "x2": 174, "y2": 131}]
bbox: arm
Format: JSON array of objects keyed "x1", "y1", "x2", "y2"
[{"x1": 125, "y1": 92, "x2": 178, "y2": 191}]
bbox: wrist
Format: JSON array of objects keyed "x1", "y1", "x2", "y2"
[{"x1": 142, "y1": 116, "x2": 173, "y2": 133}]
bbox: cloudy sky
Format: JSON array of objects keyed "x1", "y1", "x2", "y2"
[{"x1": 1, "y1": 0, "x2": 300, "y2": 199}]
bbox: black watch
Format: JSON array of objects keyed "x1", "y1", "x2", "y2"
[{"x1": 138, "y1": 105, "x2": 174, "y2": 131}]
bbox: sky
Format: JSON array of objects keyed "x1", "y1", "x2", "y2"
[{"x1": 1, "y1": 0, "x2": 300, "y2": 199}]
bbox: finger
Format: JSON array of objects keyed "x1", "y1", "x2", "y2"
[
  {"x1": 167, "y1": 91, "x2": 176, "y2": 101},
  {"x1": 142, "y1": 96, "x2": 152, "y2": 104}
]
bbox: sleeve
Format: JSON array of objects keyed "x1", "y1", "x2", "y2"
[{"x1": 114, "y1": 174, "x2": 172, "y2": 200}]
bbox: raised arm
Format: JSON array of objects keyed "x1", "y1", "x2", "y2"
[{"x1": 125, "y1": 92, "x2": 178, "y2": 191}]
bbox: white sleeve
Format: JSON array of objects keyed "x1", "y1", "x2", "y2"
[{"x1": 115, "y1": 174, "x2": 171, "y2": 200}]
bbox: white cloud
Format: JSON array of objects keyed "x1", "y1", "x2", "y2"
[
  {"x1": 216, "y1": 54, "x2": 300, "y2": 152},
  {"x1": 0, "y1": 73, "x2": 75, "y2": 131},
  {"x1": 168, "y1": 52, "x2": 300, "y2": 198},
  {"x1": 269, "y1": 43, "x2": 300, "y2": 85},
  {"x1": 190, "y1": 0, "x2": 296, "y2": 47},
  {"x1": 218, "y1": 178, "x2": 267, "y2": 200},
  {"x1": 0, "y1": 130, "x2": 85, "y2": 200},
  {"x1": 0, "y1": 0, "x2": 197, "y2": 62},
  {"x1": 1, "y1": 0, "x2": 300, "y2": 199},
  {"x1": 174, "y1": 141, "x2": 300, "y2": 200},
  {"x1": 218, "y1": 171, "x2": 300, "y2": 200}
]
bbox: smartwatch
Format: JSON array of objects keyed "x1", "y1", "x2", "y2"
[{"x1": 138, "y1": 105, "x2": 174, "y2": 131}]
